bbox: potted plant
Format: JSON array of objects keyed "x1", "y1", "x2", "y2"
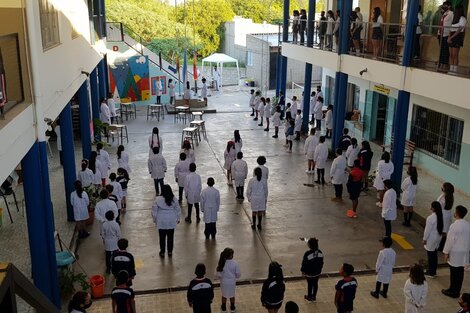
[
  {"x1": 58, "y1": 267, "x2": 90, "y2": 299},
  {"x1": 84, "y1": 184, "x2": 102, "y2": 226}
]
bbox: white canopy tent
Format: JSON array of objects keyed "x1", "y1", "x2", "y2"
[{"x1": 201, "y1": 53, "x2": 240, "y2": 91}]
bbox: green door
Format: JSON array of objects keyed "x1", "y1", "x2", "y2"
[
  {"x1": 363, "y1": 90, "x2": 373, "y2": 140},
  {"x1": 384, "y1": 97, "x2": 396, "y2": 146}
]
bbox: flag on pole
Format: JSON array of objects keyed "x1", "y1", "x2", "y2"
[
  {"x1": 182, "y1": 48, "x2": 187, "y2": 83},
  {"x1": 193, "y1": 50, "x2": 198, "y2": 80}
]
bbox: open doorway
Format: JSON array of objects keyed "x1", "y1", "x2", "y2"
[{"x1": 371, "y1": 92, "x2": 388, "y2": 145}]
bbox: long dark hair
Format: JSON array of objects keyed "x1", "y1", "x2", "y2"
[
  {"x1": 254, "y1": 167, "x2": 262, "y2": 181},
  {"x1": 431, "y1": 201, "x2": 444, "y2": 235},
  {"x1": 68, "y1": 291, "x2": 89, "y2": 313},
  {"x1": 168, "y1": 78, "x2": 173, "y2": 87},
  {"x1": 226, "y1": 141, "x2": 235, "y2": 153},
  {"x1": 267, "y1": 261, "x2": 284, "y2": 283},
  {"x1": 217, "y1": 248, "x2": 234, "y2": 272},
  {"x1": 351, "y1": 138, "x2": 358, "y2": 149},
  {"x1": 409, "y1": 264, "x2": 425, "y2": 285},
  {"x1": 382, "y1": 151, "x2": 391, "y2": 163},
  {"x1": 186, "y1": 81, "x2": 190, "y2": 90},
  {"x1": 117, "y1": 167, "x2": 130, "y2": 180},
  {"x1": 408, "y1": 166, "x2": 418, "y2": 185},
  {"x1": 117, "y1": 145, "x2": 124, "y2": 159},
  {"x1": 453, "y1": 4, "x2": 466, "y2": 24},
  {"x1": 74, "y1": 180, "x2": 83, "y2": 198},
  {"x1": 88, "y1": 151, "x2": 98, "y2": 174},
  {"x1": 373, "y1": 7, "x2": 381, "y2": 22},
  {"x1": 161, "y1": 184, "x2": 175, "y2": 206},
  {"x1": 234, "y1": 130, "x2": 241, "y2": 143},
  {"x1": 442, "y1": 182, "x2": 454, "y2": 211},
  {"x1": 81, "y1": 159, "x2": 88, "y2": 172},
  {"x1": 151, "y1": 127, "x2": 160, "y2": 147},
  {"x1": 361, "y1": 140, "x2": 371, "y2": 151}
]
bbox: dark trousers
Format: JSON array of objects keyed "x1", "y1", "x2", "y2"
[
  {"x1": 334, "y1": 184, "x2": 343, "y2": 198},
  {"x1": 316, "y1": 168, "x2": 325, "y2": 184},
  {"x1": 438, "y1": 36, "x2": 449, "y2": 65},
  {"x1": 306, "y1": 276, "x2": 320, "y2": 299},
  {"x1": 156, "y1": 96, "x2": 161, "y2": 104},
  {"x1": 427, "y1": 249, "x2": 438, "y2": 275},
  {"x1": 204, "y1": 222, "x2": 217, "y2": 239},
  {"x1": 316, "y1": 119, "x2": 321, "y2": 130},
  {"x1": 105, "y1": 250, "x2": 116, "y2": 271},
  {"x1": 236, "y1": 186, "x2": 244, "y2": 199},
  {"x1": 449, "y1": 265, "x2": 465, "y2": 294},
  {"x1": 300, "y1": 30, "x2": 305, "y2": 44},
  {"x1": 188, "y1": 203, "x2": 200, "y2": 220},
  {"x1": 158, "y1": 228, "x2": 174, "y2": 253},
  {"x1": 375, "y1": 281, "x2": 389, "y2": 295},
  {"x1": 153, "y1": 178, "x2": 164, "y2": 196},
  {"x1": 414, "y1": 33, "x2": 421, "y2": 58},
  {"x1": 383, "y1": 219, "x2": 392, "y2": 237},
  {"x1": 193, "y1": 302, "x2": 212, "y2": 313}
]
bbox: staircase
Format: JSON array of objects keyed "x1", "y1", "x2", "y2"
[{"x1": 0, "y1": 263, "x2": 60, "y2": 313}]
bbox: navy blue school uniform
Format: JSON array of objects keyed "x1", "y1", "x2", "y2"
[
  {"x1": 111, "y1": 286, "x2": 135, "y2": 313},
  {"x1": 112, "y1": 251, "x2": 136, "y2": 278},
  {"x1": 187, "y1": 277, "x2": 214, "y2": 313},
  {"x1": 261, "y1": 278, "x2": 285, "y2": 310},
  {"x1": 339, "y1": 135, "x2": 352, "y2": 151},
  {"x1": 301, "y1": 249, "x2": 324, "y2": 300},
  {"x1": 335, "y1": 277, "x2": 358, "y2": 313}
]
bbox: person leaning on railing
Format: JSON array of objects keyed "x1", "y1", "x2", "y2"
[
  {"x1": 292, "y1": 10, "x2": 300, "y2": 44},
  {"x1": 447, "y1": 4, "x2": 467, "y2": 73}
]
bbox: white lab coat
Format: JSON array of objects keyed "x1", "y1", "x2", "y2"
[
  {"x1": 117, "y1": 151, "x2": 131, "y2": 173},
  {"x1": 224, "y1": 148, "x2": 237, "y2": 170},
  {"x1": 309, "y1": 97, "x2": 316, "y2": 114},
  {"x1": 254, "y1": 96, "x2": 261, "y2": 111},
  {"x1": 401, "y1": 177, "x2": 417, "y2": 206},
  {"x1": 373, "y1": 160, "x2": 394, "y2": 190},
  {"x1": 254, "y1": 165, "x2": 269, "y2": 181},
  {"x1": 231, "y1": 159, "x2": 248, "y2": 187},
  {"x1": 246, "y1": 177, "x2": 268, "y2": 212},
  {"x1": 200, "y1": 186, "x2": 220, "y2": 223},
  {"x1": 100, "y1": 102, "x2": 111, "y2": 124},
  {"x1": 101, "y1": 220, "x2": 121, "y2": 251},
  {"x1": 78, "y1": 168, "x2": 94, "y2": 187},
  {"x1": 375, "y1": 247, "x2": 396, "y2": 283},
  {"x1": 423, "y1": 213, "x2": 442, "y2": 252},
  {"x1": 175, "y1": 159, "x2": 191, "y2": 187},
  {"x1": 304, "y1": 134, "x2": 319, "y2": 159},
  {"x1": 264, "y1": 103, "x2": 272, "y2": 119},
  {"x1": 325, "y1": 109, "x2": 333, "y2": 129},
  {"x1": 382, "y1": 189, "x2": 397, "y2": 221},
  {"x1": 185, "y1": 172, "x2": 202, "y2": 204},
  {"x1": 249, "y1": 94, "x2": 255, "y2": 108},
  {"x1": 404, "y1": 279, "x2": 428, "y2": 313},
  {"x1": 438, "y1": 194, "x2": 453, "y2": 233},
  {"x1": 443, "y1": 219, "x2": 470, "y2": 267},
  {"x1": 330, "y1": 155, "x2": 347, "y2": 184},
  {"x1": 70, "y1": 191, "x2": 90, "y2": 221},
  {"x1": 234, "y1": 139, "x2": 243, "y2": 154},
  {"x1": 345, "y1": 144, "x2": 360, "y2": 167},
  {"x1": 148, "y1": 153, "x2": 167, "y2": 179},
  {"x1": 107, "y1": 98, "x2": 117, "y2": 117},
  {"x1": 95, "y1": 198, "x2": 119, "y2": 223},
  {"x1": 151, "y1": 196, "x2": 181, "y2": 230},
  {"x1": 294, "y1": 114, "x2": 302, "y2": 132},
  {"x1": 110, "y1": 181, "x2": 123, "y2": 209},
  {"x1": 272, "y1": 112, "x2": 281, "y2": 127},
  {"x1": 92, "y1": 166, "x2": 102, "y2": 185},
  {"x1": 201, "y1": 83, "x2": 207, "y2": 98},
  {"x1": 216, "y1": 259, "x2": 241, "y2": 298},
  {"x1": 169, "y1": 83, "x2": 175, "y2": 97},
  {"x1": 291, "y1": 101, "x2": 298, "y2": 115},
  {"x1": 148, "y1": 134, "x2": 163, "y2": 156},
  {"x1": 183, "y1": 87, "x2": 191, "y2": 100},
  {"x1": 259, "y1": 104, "x2": 265, "y2": 118},
  {"x1": 97, "y1": 150, "x2": 111, "y2": 179},
  {"x1": 314, "y1": 143, "x2": 328, "y2": 169},
  {"x1": 180, "y1": 148, "x2": 195, "y2": 164},
  {"x1": 313, "y1": 101, "x2": 323, "y2": 120}
]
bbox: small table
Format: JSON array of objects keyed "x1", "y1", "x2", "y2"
[
  {"x1": 181, "y1": 127, "x2": 199, "y2": 148},
  {"x1": 191, "y1": 111, "x2": 203, "y2": 121},
  {"x1": 175, "y1": 106, "x2": 189, "y2": 123},
  {"x1": 189, "y1": 120, "x2": 206, "y2": 140},
  {"x1": 120, "y1": 102, "x2": 137, "y2": 121},
  {"x1": 108, "y1": 124, "x2": 128, "y2": 144},
  {"x1": 147, "y1": 104, "x2": 163, "y2": 121}
]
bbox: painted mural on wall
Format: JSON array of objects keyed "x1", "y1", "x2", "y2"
[{"x1": 109, "y1": 55, "x2": 150, "y2": 103}]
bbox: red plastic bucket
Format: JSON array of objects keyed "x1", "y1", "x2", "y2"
[{"x1": 90, "y1": 275, "x2": 105, "y2": 299}]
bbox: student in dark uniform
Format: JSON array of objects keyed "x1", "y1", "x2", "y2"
[
  {"x1": 187, "y1": 263, "x2": 214, "y2": 313},
  {"x1": 300, "y1": 238, "x2": 324, "y2": 302},
  {"x1": 112, "y1": 239, "x2": 136, "y2": 286},
  {"x1": 358, "y1": 141, "x2": 373, "y2": 191},
  {"x1": 261, "y1": 262, "x2": 285, "y2": 312},
  {"x1": 334, "y1": 263, "x2": 357, "y2": 313},
  {"x1": 338, "y1": 128, "x2": 352, "y2": 151},
  {"x1": 111, "y1": 270, "x2": 136, "y2": 313}
]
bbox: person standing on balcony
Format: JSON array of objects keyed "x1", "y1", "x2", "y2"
[
  {"x1": 300, "y1": 9, "x2": 307, "y2": 45},
  {"x1": 350, "y1": 11, "x2": 362, "y2": 56},
  {"x1": 293, "y1": 10, "x2": 300, "y2": 44},
  {"x1": 448, "y1": 5, "x2": 467, "y2": 73},
  {"x1": 325, "y1": 10, "x2": 335, "y2": 51},
  {"x1": 414, "y1": 5, "x2": 423, "y2": 60},
  {"x1": 437, "y1": 1, "x2": 454, "y2": 72},
  {"x1": 334, "y1": 10, "x2": 341, "y2": 49},
  {"x1": 318, "y1": 11, "x2": 327, "y2": 49},
  {"x1": 371, "y1": 7, "x2": 384, "y2": 60}
]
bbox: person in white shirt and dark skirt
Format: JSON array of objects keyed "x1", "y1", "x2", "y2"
[{"x1": 423, "y1": 201, "x2": 443, "y2": 278}]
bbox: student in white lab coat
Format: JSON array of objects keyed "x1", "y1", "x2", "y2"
[
  {"x1": 442, "y1": 205, "x2": 470, "y2": 298},
  {"x1": 247, "y1": 167, "x2": 268, "y2": 230},
  {"x1": 180, "y1": 140, "x2": 195, "y2": 164},
  {"x1": 401, "y1": 166, "x2": 418, "y2": 227},
  {"x1": 314, "y1": 136, "x2": 328, "y2": 185},
  {"x1": 345, "y1": 138, "x2": 360, "y2": 168},
  {"x1": 148, "y1": 127, "x2": 163, "y2": 157},
  {"x1": 168, "y1": 79, "x2": 176, "y2": 105},
  {"x1": 223, "y1": 141, "x2": 237, "y2": 184},
  {"x1": 290, "y1": 96, "x2": 298, "y2": 118},
  {"x1": 272, "y1": 106, "x2": 282, "y2": 138},
  {"x1": 148, "y1": 146, "x2": 167, "y2": 196},
  {"x1": 231, "y1": 152, "x2": 248, "y2": 200},
  {"x1": 100, "y1": 98, "x2": 111, "y2": 125},
  {"x1": 330, "y1": 149, "x2": 347, "y2": 201},
  {"x1": 423, "y1": 201, "x2": 443, "y2": 278},
  {"x1": 437, "y1": 182, "x2": 455, "y2": 251},
  {"x1": 184, "y1": 163, "x2": 202, "y2": 223},
  {"x1": 71, "y1": 180, "x2": 90, "y2": 238},
  {"x1": 304, "y1": 128, "x2": 319, "y2": 174},
  {"x1": 233, "y1": 130, "x2": 243, "y2": 154},
  {"x1": 200, "y1": 177, "x2": 220, "y2": 239},
  {"x1": 213, "y1": 67, "x2": 221, "y2": 91},
  {"x1": 183, "y1": 81, "x2": 191, "y2": 106},
  {"x1": 370, "y1": 236, "x2": 396, "y2": 299},
  {"x1": 78, "y1": 160, "x2": 94, "y2": 188},
  {"x1": 403, "y1": 264, "x2": 428, "y2": 313},
  {"x1": 308, "y1": 91, "x2": 316, "y2": 124},
  {"x1": 373, "y1": 151, "x2": 394, "y2": 207},
  {"x1": 117, "y1": 145, "x2": 131, "y2": 174},
  {"x1": 107, "y1": 93, "x2": 117, "y2": 124},
  {"x1": 109, "y1": 173, "x2": 124, "y2": 210},
  {"x1": 313, "y1": 97, "x2": 324, "y2": 131},
  {"x1": 381, "y1": 180, "x2": 397, "y2": 238},
  {"x1": 294, "y1": 110, "x2": 302, "y2": 140},
  {"x1": 95, "y1": 189, "x2": 119, "y2": 223},
  {"x1": 175, "y1": 153, "x2": 191, "y2": 203},
  {"x1": 249, "y1": 89, "x2": 256, "y2": 116},
  {"x1": 156, "y1": 78, "x2": 162, "y2": 104},
  {"x1": 258, "y1": 97, "x2": 266, "y2": 127},
  {"x1": 96, "y1": 143, "x2": 111, "y2": 186},
  {"x1": 253, "y1": 91, "x2": 261, "y2": 121},
  {"x1": 325, "y1": 104, "x2": 333, "y2": 138},
  {"x1": 88, "y1": 151, "x2": 103, "y2": 187},
  {"x1": 264, "y1": 98, "x2": 272, "y2": 131},
  {"x1": 201, "y1": 77, "x2": 208, "y2": 105},
  {"x1": 101, "y1": 210, "x2": 121, "y2": 273},
  {"x1": 255, "y1": 156, "x2": 269, "y2": 182},
  {"x1": 216, "y1": 248, "x2": 241, "y2": 312}
]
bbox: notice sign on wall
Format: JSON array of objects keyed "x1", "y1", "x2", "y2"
[{"x1": 373, "y1": 84, "x2": 390, "y2": 95}]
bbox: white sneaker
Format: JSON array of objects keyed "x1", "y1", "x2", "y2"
[{"x1": 305, "y1": 169, "x2": 311, "y2": 173}]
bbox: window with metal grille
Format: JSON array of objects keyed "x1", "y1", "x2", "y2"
[
  {"x1": 39, "y1": 0, "x2": 60, "y2": 50},
  {"x1": 410, "y1": 105, "x2": 464, "y2": 167}
]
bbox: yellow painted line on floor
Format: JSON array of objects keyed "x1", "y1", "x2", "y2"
[
  {"x1": 134, "y1": 259, "x2": 144, "y2": 270},
  {"x1": 391, "y1": 233, "x2": 414, "y2": 250}
]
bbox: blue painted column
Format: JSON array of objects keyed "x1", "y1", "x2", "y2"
[
  {"x1": 98, "y1": 59, "x2": 108, "y2": 101},
  {"x1": 280, "y1": 0, "x2": 290, "y2": 95},
  {"x1": 59, "y1": 102, "x2": 77, "y2": 222},
  {"x1": 21, "y1": 142, "x2": 60, "y2": 308},
  {"x1": 331, "y1": 0, "x2": 352, "y2": 149},
  {"x1": 78, "y1": 80, "x2": 92, "y2": 159},
  {"x1": 90, "y1": 68, "x2": 100, "y2": 122},
  {"x1": 301, "y1": 0, "x2": 316, "y2": 133},
  {"x1": 276, "y1": 24, "x2": 282, "y2": 97},
  {"x1": 391, "y1": 0, "x2": 418, "y2": 187}
]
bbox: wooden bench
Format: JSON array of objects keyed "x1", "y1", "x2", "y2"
[{"x1": 382, "y1": 135, "x2": 416, "y2": 167}]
